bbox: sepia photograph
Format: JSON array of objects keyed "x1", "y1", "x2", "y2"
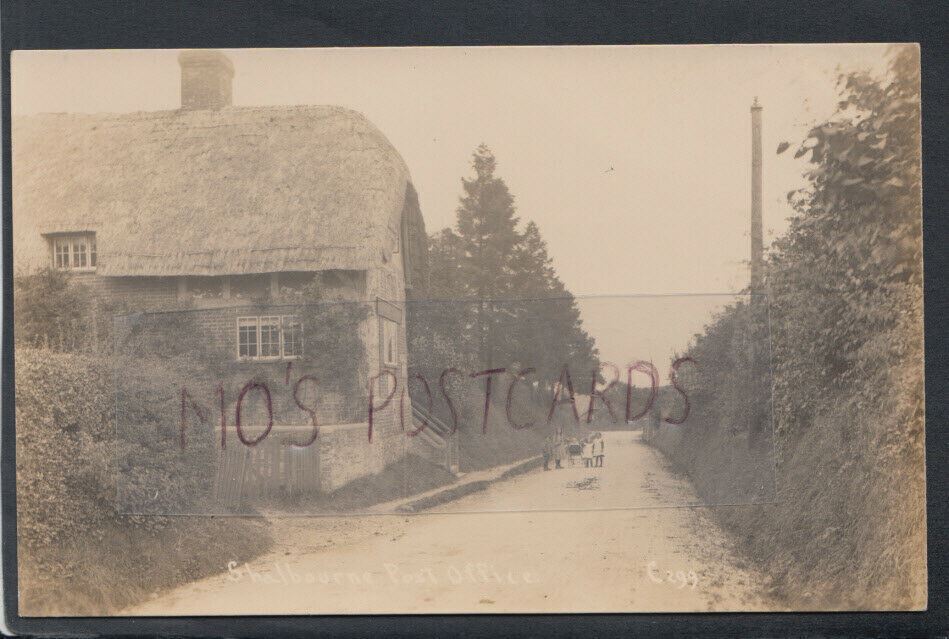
[{"x1": 10, "y1": 44, "x2": 924, "y2": 615}]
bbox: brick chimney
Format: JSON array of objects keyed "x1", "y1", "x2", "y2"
[{"x1": 178, "y1": 50, "x2": 234, "y2": 110}]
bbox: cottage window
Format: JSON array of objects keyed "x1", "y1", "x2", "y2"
[
  {"x1": 50, "y1": 233, "x2": 96, "y2": 271},
  {"x1": 54, "y1": 242, "x2": 70, "y2": 269},
  {"x1": 259, "y1": 316, "x2": 281, "y2": 358},
  {"x1": 238, "y1": 318, "x2": 259, "y2": 358},
  {"x1": 237, "y1": 315, "x2": 302, "y2": 361},
  {"x1": 283, "y1": 317, "x2": 303, "y2": 357}
]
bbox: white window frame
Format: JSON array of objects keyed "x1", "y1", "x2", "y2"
[
  {"x1": 236, "y1": 315, "x2": 302, "y2": 361},
  {"x1": 50, "y1": 233, "x2": 96, "y2": 272},
  {"x1": 282, "y1": 316, "x2": 303, "y2": 359}
]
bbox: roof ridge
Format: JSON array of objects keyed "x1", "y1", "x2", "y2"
[{"x1": 13, "y1": 103, "x2": 369, "y2": 121}]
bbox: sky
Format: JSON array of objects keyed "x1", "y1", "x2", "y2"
[{"x1": 12, "y1": 45, "x2": 894, "y2": 367}]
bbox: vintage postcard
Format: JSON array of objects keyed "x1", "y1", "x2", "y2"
[{"x1": 10, "y1": 44, "x2": 924, "y2": 615}]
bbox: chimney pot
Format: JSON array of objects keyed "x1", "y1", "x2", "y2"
[{"x1": 178, "y1": 49, "x2": 234, "y2": 111}]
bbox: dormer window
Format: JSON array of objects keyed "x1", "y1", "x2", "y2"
[{"x1": 49, "y1": 233, "x2": 96, "y2": 271}]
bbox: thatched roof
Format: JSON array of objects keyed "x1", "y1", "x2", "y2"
[{"x1": 13, "y1": 105, "x2": 416, "y2": 276}]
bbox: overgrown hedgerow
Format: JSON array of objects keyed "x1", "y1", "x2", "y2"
[
  {"x1": 651, "y1": 46, "x2": 925, "y2": 609},
  {"x1": 15, "y1": 347, "x2": 273, "y2": 615}
]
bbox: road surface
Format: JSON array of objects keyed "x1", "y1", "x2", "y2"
[{"x1": 127, "y1": 431, "x2": 776, "y2": 614}]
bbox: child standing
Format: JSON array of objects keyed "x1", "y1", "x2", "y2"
[{"x1": 582, "y1": 437, "x2": 594, "y2": 468}]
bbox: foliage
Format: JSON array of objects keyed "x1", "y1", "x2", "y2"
[
  {"x1": 15, "y1": 349, "x2": 117, "y2": 549},
  {"x1": 414, "y1": 145, "x2": 599, "y2": 386},
  {"x1": 15, "y1": 348, "x2": 273, "y2": 615},
  {"x1": 771, "y1": 45, "x2": 922, "y2": 442},
  {"x1": 112, "y1": 310, "x2": 225, "y2": 514},
  {"x1": 295, "y1": 305, "x2": 369, "y2": 399},
  {"x1": 659, "y1": 46, "x2": 924, "y2": 608},
  {"x1": 14, "y1": 268, "x2": 127, "y2": 354},
  {"x1": 14, "y1": 268, "x2": 86, "y2": 350},
  {"x1": 269, "y1": 278, "x2": 370, "y2": 413}
]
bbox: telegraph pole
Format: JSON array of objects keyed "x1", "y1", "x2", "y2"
[
  {"x1": 748, "y1": 98, "x2": 765, "y2": 439},
  {"x1": 750, "y1": 97, "x2": 764, "y2": 294}
]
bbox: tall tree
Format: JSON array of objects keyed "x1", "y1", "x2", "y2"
[
  {"x1": 454, "y1": 145, "x2": 523, "y2": 368},
  {"x1": 512, "y1": 221, "x2": 557, "y2": 296},
  {"x1": 510, "y1": 221, "x2": 599, "y2": 384},
  {"x1": 408, "y1": 228, "x2": 476, "y2": 376},
  {"x1": 410, "y1": 144, "x2": 599, "y2": 395}
]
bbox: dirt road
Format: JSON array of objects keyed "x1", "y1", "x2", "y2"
[{"x1": 127, "y1": 431, "x2": 776, "y2": 614}]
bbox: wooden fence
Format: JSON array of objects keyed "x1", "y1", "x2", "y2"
[{"x1": 213, "y1": 424, "x2": 321, "y2": 505}]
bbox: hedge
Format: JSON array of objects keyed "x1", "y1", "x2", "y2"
[{"x1": 15, "y1": 347, "x2": 273, "y2": 615}]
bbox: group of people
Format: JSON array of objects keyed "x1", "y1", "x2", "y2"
[{"x1": 542, "y1": 432, "x2": 605, "y2": 470}]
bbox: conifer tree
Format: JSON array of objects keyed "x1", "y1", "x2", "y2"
[
  {"x1": 511, "y1": 221, "x2": 598, "y2": 385},
  {"x1": 454, "y1": 145, "x2": 523, "y2": 368},
  {"x1": 418, "y1": 144, "x2": 599, "y2": 387}
]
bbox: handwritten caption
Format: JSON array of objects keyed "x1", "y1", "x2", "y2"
[{"x1": 645, "y1": 560, "x2": 699, "y2": 589}]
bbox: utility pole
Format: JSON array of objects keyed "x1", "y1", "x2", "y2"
[
  {"x1": 750, "y1": 97, "x2": 764, "y2": 294},
  {"x1": 748, "y1": 98, "x2": 765, "y2": 439}
]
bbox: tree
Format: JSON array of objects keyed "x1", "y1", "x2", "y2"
[
  {"x1": 14, "y1": 268, "x2": 94, "y2": 351},
  {"x1": 771, "y1": 44, "x2": 922, "y2": 437},
  {"x1": 454, "y1": 144, "x2": 524, "y2": 368},
  {"x1": 511, "y1": 221, "x2": 557, "y2": 296},
  {"x1": 408, "y1": 228, "x2": 476, "y2": 377},
  {"x1": 412, "y1": 145, "x2": 599, "y2": 390},
  {"x1": 666, "y1": 45, "x2": 924, "y2": 608}
]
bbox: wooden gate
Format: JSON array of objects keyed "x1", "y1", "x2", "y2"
[{"x1": 213, "y1": 424, "x2": 321, "y2": 505}]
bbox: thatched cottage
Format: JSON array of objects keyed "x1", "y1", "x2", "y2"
[{"x1": 12, "y1": 50, "x2": 441, "y2": 495}]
